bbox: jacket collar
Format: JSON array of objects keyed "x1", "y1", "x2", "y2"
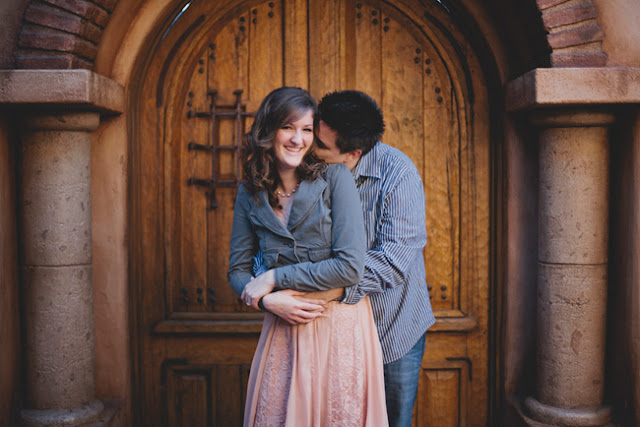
[
  {"x1": 288, "y1": 177, "x2": 327, "y2": 229},
  {"x1": 249, "y1": 176, "x2": 327, "y2": 233}
]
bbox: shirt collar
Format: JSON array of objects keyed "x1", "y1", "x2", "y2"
[{"x1": 351, "y1": 141, "x2": 383, "y2": 181}]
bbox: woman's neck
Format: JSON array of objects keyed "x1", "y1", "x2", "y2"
[{"x1": 278, "y1": 169, "x2": 299, "y2": 193}]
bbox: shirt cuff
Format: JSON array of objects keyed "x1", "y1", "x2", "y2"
[
  {"x1": 341, "y1": 285, "x2": 363, "y2": 304},
  {"x1": 274, "y1": 267, "x2": 293, "y2": 289}
]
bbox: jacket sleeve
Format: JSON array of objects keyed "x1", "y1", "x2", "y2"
[
  {"x1": 227, "y1": 185, "x2": 258, "y2": 296},
  {"x1": 342, "y1": 167, "x2": 427, "y2": 304},
  {"x1": 274, "y1": 164, "x2": 366, "y2": 291}
]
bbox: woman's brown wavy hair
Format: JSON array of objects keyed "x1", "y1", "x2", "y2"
[{"x1": 241, "y1": 87, "x2": 326, "y2": 208}]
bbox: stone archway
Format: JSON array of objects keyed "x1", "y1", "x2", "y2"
[
  {"x1": 128, "y1": 0, "x2": 497, "y2": 423},
  {"x1": 13, "y1": 0, "x2": 606, "y2": 70},
  {"x1": 4, "y1": 0, "x2": 614, "y2": 426}
]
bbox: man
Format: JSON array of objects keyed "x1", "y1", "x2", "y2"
[
  {"x1": 313, "y1": 90, "x2": 435, "y2": 427},
  {"x1": 258, "y1": 89, "x2": 435, "y2": 426}
]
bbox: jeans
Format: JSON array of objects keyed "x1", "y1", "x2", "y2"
[{"x1": 383, "y1": 332, "x2": 427, "y2": 427}]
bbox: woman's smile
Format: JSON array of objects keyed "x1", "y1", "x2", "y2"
[{"x1": 273, "y1": 110, "x2": 314, "y2": 171}]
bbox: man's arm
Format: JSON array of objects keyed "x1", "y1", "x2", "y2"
[
  {"x1": 342, "y1": 169, "x2": 427, "y2": 304},
  {"x1": 261, "y1": 287, "x2": 344, "y2": 324}
]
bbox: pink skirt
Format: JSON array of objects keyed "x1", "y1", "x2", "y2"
[{"x1": 243, "y1": 296, "x2": 389, "y2": 427}]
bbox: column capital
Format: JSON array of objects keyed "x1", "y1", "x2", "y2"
[
  {"x1": 0, "y1": 70, "x2": 124, "y2": 116},
  {"x1": 528, "y1": 109, "x2": 615, "y2": 128},
  {"x1": 506, "y1": 67, "x2": 640, "y2": 113},
  {"x1": 22, "y1": 112, "x2": 102, "y2": 133}
]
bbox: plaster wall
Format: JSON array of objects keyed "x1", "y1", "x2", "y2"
[
  {"x1": 595, "y1": 0, "x2": 640, "y2": 67},
  {"x1": 91, "y1": 1, "x2": 175, "y2": 424},
  {"x1": 609, "y1": 108, "x2": 640, "y2": 426},
  {"x1": 502, "y1": 113, "x2": 538, "y2": 402},
  {"x1": 91, "y1": 114, "x2": 130, "y2": 426},
  {"x1": 0, "y1": 115, "x2": 21, "y2": 426},
  {"x1": 593, "y1": 1, "x2": 640, "y2": 425}
]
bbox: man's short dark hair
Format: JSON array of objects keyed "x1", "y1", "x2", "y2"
[{"x1": 318, "y1": 90, "x2": 385, "y2": 156}]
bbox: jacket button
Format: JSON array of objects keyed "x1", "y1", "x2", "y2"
[{"x1": 288, "y1": 242, "x2": 294, "y2": 248}]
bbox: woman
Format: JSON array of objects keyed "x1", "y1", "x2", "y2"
[{"x1": 228, "y1": 87, "x2": 388, "y2": 426}]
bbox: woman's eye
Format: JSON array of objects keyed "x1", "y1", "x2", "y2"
[
  {"x1": 281, "y1": 125, "x2": 292, "y2": 130},
  {"x1": 304, "y1": 127, "x2": 313, "y2": 133}
]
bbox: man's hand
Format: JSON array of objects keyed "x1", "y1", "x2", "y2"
[
  {"x1": 262, "y1": 290, "x2": 326, "y2": 325},
  {"x1": 241, "y1": 270, "x2": 276, "y2": 309}
]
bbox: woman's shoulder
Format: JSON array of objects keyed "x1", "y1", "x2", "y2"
[
  {"x1": 234, "y1": 183, "x2": 255, "y2": 207},
  {"x1": 236, "y1": 183, "x2": 250, "y2": 196},
  {"x1": 323, "y1": 163, "x2": 351, "y2": 181}
]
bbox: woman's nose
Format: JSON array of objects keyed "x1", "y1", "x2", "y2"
[{"x1": 291, "y1": 130, "x2": 303, "y2": 144}]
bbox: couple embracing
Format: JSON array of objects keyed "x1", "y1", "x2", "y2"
[{"x1": 228, "y1": 87, "x2": 435, "y2": 427}]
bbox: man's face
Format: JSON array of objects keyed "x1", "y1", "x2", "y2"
[{"x1": 315, "y1": 120, "x2": 353, "y2": 166}]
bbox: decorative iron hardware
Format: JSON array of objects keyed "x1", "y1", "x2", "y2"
[
  {"x1": 187, "y1": 89, "x2": 254, "y2": 209},
  {"x1": 187, "y1": 141, "x2": 212, "y2": 151}
]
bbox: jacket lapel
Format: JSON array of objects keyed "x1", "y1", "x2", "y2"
[
  {"x1": 249, "y1": 190, "x2": 291, "y2": 238},
  {"x1": 287, "y1": 177, "x2": 327, "y2": 230}
]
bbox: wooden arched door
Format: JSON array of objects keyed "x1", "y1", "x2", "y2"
[{"x1": 131, "y1": 0, "x2": 492, "y2": 425}]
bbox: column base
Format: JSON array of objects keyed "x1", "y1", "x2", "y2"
[
  {"x1": 21, "y1": 400, "x2": 105, "y2": 427},
  {"x1": 524, "y1": 397, "x2": 612, "y2": 427}
]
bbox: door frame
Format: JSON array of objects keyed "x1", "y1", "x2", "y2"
[{"x1": 126, "y1": 0, "x2": 505, "y2": 424}]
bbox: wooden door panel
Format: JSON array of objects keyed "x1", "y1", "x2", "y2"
[
  {"x1": 163, "y1": 361, "x2": 253, "y2": 427},
  {"x1": 380, "y1": 7, "x2": 425, "y2": 168},
  {"x1": 351, "y1": 0, "x2": 382, "y2": 99},
  {"x1": 134, "y1": 0, "x2": 491, "y2": 425},
  {"x1": 165, "y1": 364, "x2": 212, "y2": 426},
  {"x1": 415, "y1": 361, "x2": 470, "y2": 427},
  {"x1": 309, "y1": 0, "x2": 343, "y2": 98},
  {"x1": 248, "y1": 1, "x2": 284, "y2": 104},
  {"x1": 418, "y1": 32, "x2": 461, "y2": 315},
  {"x1": 173, "y1": 50, "x2": 211, "y2": 315},
  {"x1": 283, "y1": 0, "x2": 309, "y2": 86}
]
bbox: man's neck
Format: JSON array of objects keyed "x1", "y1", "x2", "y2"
[{"x1": 346, "y1": 157, "x2": 360, "y2": 171}]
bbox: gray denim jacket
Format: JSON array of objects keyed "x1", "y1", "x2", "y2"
[{"x1": 227, "y1": 164, "x2": 365, "y2": 296}]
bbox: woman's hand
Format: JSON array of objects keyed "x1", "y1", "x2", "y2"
[
  {"x1": 262, "y1": 290, "x2": 326, "y2": 325},
  {"x1": 241, "y1": 270, "x2": 276, "y2": 309}
]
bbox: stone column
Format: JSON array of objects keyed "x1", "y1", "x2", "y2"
[
  {"x1": 524, "y1": 110, "x2": 613, "y2": 426},
  {"x1": 19, "y1": 112, "x2": 104, "y2": 427}
]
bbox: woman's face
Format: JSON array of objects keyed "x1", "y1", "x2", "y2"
[{"x1": 273, "y1": 109, "x2": 315, "y2": 173}]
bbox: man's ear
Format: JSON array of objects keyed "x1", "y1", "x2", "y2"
[
  {"x1": 346, "y1": 149, "x2": 362, "y2": 162},
  {"x1": 344, "y1": 149, "x2": 363, "y2": 170}
]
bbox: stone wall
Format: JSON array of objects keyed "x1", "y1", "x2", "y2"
[{"x1": 0, "y1": 0, "x2": 31, "y2": 68}]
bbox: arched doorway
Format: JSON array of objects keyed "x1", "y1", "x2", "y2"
[{"x1": 130, "y1": 0, "x2": 494, "y2": 425}]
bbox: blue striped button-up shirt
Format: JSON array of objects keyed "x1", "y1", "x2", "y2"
[{"x1": 343, "y1": 142, "x2": 435, "y2": 364}]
